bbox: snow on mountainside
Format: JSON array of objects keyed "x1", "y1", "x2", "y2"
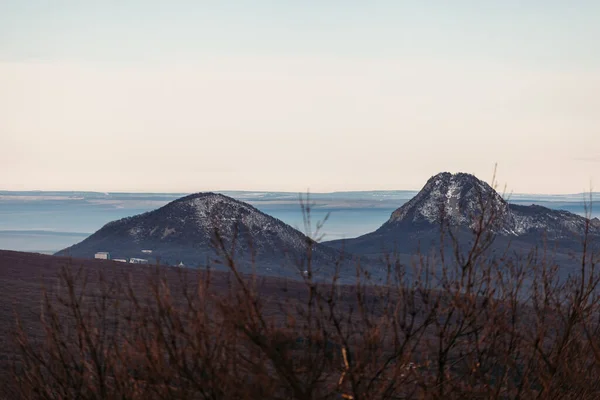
[
  {"x1": 508, "y1": 205, "x2": 600, "y2": 238},
  {"x1": 382, "y1": 172, "x2": 600, "y2": 239},
  {"x1": 387, "y1": 172, "x2": 508, "y2": 226},
  {"x1": 56, "y1": 193, "x2": 340, "y2": 275},
  {"x1": 323, "y1": 172, "x2": 600, "y2": 258},
  {"x1": 106, "y1": 193, "x2": 306, "y2": 251}
]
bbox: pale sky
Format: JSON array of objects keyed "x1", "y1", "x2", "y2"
[{"x1": 1, "y1": 1, "x2": 599, "y2": 194}]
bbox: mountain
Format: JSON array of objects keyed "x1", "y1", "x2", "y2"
[
  {"x1": 55, "y1": 193, "x2": 343, "y2": 278},
  {"x1": 324, "y1": 172, "x2": 600, "y2": 258}
]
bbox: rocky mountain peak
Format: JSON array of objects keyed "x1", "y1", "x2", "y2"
[
  {"x1": 56, "y1": 192, "x2": 341, "y2": 275},
  {"x1": 387, "y1": 172, "x2": 507, "y2": 226},
  {"x1": 324, "y1": 173, "x2": 600, "y2": 260}
]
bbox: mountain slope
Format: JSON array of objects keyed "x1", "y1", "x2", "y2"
[
  {"x1": 56, "y1": 193, "x2": 343, "y2": 277},
  {"x1": 324, "y1": 172, "x2": 600, "y2": 257}
]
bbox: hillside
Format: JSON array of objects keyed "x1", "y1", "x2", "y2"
[
  {"x1": 324, "y1": 172, "x2": 600, "y2": 263},
  {"x1": 55, "y1": 193, "x2": 346, "y2": 279}
]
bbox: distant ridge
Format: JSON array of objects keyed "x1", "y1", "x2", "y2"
[
  {"x1": 56, "y1": 192, "x2": 344, "y2": 278},
  {"x1": 324, "y1": 172, "x2": 600, "y2": 258}
]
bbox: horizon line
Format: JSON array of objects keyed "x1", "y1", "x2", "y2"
[{"x1": 1, "y1": 188, "x2": 599, "y2": 197}]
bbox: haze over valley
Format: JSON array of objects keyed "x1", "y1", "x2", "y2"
[{"x1": 2, "y1": 185, "x2": 599, "y2": 254}]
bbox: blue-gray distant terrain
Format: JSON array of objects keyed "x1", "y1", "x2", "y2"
[
  {"x1": 44, "y1": 173, "x2": 600, "y2": 280},
  {"x1": 0, "y1": 190, "x2": 417, "y2": 253},
  {"x1": 1, "y1": 182, "x2": 599, "y2": 259},
  {"x1": 55, "y1": 193, "x2": 347, "y2": 279},
  {"x1": 324, "y1": 173, "x2": 600, "y2": 266}
]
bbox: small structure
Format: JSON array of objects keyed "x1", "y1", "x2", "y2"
[
  {"x1": 113, "y1": 259, "x2": 128, "y2": 263},
  {"x1": 129, "y1": 258, "x2": 149, "y2": 264},
  {"x1": 141, "y1": 250, "x2": 153, "y2": 254},
  {"x1": 95, "y1": 252, "x2": 110, "y2": 260}
]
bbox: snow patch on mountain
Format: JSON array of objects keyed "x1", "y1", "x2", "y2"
[
  {"x1": 389, "y1": 172, "x2": 508, "y2": 226},
  {"x1": 385, "y1": 172, "x2": 600, "y2": 239},
  {"x1": 56, "y1": 192, "x2": 342, "y2": 271}
]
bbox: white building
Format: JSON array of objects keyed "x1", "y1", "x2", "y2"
[
  {"x1": 141, "y1": 250, "x2": 153, "y2": 254},
  {"x1": 129, "y1": 258, "x2": 149, "y2": 264},
  {"x1": 94, "y1": 252, "x2": 110, "y2": 260},
  {"x1": 113, "y1": 259, "x2": 128, "y2": 263}
]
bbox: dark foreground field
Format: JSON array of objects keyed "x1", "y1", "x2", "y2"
[
  {"x1": 0, "y1": 250, "x2": 301, "y2": 375},
  {"x1": 0, "y1": 251, "x2": 140, "y2": 370},
  {"x1": 0, "y1": 250, "x2": 341, "y2": 399},
  {"x1": 2, "y1": 238, "x2": 600, "y2": 399}
]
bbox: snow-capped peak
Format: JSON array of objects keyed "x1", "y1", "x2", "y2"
[
  {"x1": 380, "y1": 172, "x2": 600, "y2": 239},
  {"x1": 57, "y1": 192, "x2": 341, "y2": 270},
  {"x1": 388, "y1": 172, "x2": 507, "y2": 226}
]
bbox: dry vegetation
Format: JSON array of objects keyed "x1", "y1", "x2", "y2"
[{"x1": 2, "y1": 191, "x2": 600, "y2": 399}]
